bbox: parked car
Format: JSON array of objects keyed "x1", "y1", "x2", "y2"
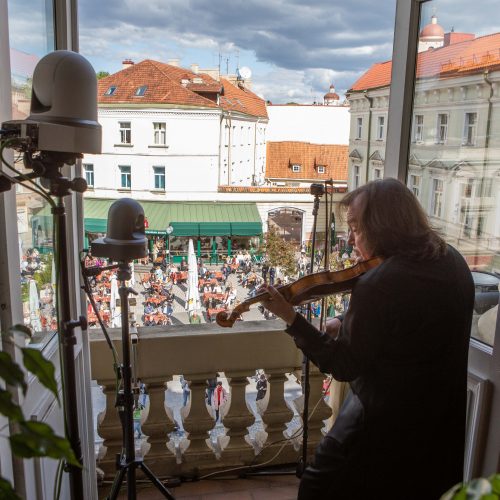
[{"x1": 471, "y1": 271, "x2": 500, "y2": 315}]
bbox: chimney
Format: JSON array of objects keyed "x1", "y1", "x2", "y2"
[
  {"x1": 167, "y1": 58, "x2": 180, "y2": 67},
  {"x1": 191, "y1": 63, "x2": 199, "y2": 74},
  {"x1": 443, "y1": 32, "x2": 475, "y2": 46},
  {"x1": 122, "y1": 59, "x2": 134, "y2": 69}
]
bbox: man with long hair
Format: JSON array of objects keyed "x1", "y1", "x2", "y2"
[{"x1": 259, "y1": 178, "x2": 474, "y2": 499}]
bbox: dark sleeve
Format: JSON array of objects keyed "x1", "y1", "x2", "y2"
[{"x1": 285, "y1": 280, "x2": 387, "y2": 381}]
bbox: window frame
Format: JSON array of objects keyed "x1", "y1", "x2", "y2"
[
  {"x1": 436, "y1": 112, "x2": 449, "y2": 144},
  {"x1": 463, "y1": 112, "x2": 478, "y2": 146},
  {"x1": 389, "y1": 0, "x2": 500, "y2": 478},
  {"x1": 356, "y1": 117, "x2": 363, "y2": 139},
  {"x1": 413, "y1": 114, "x2": 424, "y2": 142},
  {"x1": 153, "y1": 166, "x2": 166, "y2": 190},
  {"x1": 119, "y1": 165, "x2": 132, "y2": 189},
  {"x1": 83, "y1": 163, "x2": 94, "y2": 187},
  {"x1": 119, "y1": 121, "x2": 132, "y2": 144},
  {"x1": 291, "y1": 164, "x2": 301, "y2": 173},
  {"x1": 153, "y1": 122, "x2": 167, "y2": 146},
  {"x1": 376, "y1": 115, "x2": 385, "y2": 140}
]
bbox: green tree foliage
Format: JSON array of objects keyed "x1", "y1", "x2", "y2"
[
  {"x1": 0, "y1": 325, "x2": 80, "y2": 499},
  {"x1": 96, "y1": 71, "x2": 110, "y2": 80},
  {"x1": 262, "y1": 228, "x2": 297, "y2": 277}
]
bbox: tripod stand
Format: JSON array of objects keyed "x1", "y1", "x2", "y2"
[{"x1": 106, "y1": 261, "x2": 175, "y2": 500}]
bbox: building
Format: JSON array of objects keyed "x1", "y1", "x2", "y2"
[{"x1": 346, "y1": 19, "x2": 500, "y2": 269}]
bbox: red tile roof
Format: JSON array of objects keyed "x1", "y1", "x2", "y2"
[
  {"x1": 97, "y1": 60, "x2": 267, "y2": 118},
  {"x1": 349, "y1": 32, "x2": 500, "y2": 92},
  {"x1": 266, "y1": 142, "x2": 348, "y2": 181}
]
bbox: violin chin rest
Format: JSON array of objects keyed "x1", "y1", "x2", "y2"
[{"x1": 215, "y1": 311, "x2": 233, "y2": 328}]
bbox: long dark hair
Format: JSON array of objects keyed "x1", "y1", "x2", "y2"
[{"x1": 340, "y1": 178, "x2": 447, "y2": 261}]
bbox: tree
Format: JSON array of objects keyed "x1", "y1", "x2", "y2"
[
  {"x1": 96, "y1": 71, "x2": 110, "y2": 80},
  {"x1": 262, "y1": 228, "x2": 297, "y2": 277}
]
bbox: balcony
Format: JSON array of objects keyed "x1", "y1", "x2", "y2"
[{"x1": 90, "y1": 320, "x2": 332, "y2": 498}]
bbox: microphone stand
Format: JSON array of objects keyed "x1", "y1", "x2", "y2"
[
  {"x1": 106, "y1": 261, "x2": 175, "y2": 500},
  {"x1": 296, "y1": 184, "x2": 323, "y2": 477}
]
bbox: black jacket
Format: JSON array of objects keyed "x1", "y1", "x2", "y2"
[{"x1": 287, "y1": 245, "x2": 474, "y2": 499}]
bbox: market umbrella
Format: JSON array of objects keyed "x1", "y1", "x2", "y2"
[
  {"x1": 185, "y1": 239, "x2": 201, "y2": 316},
  {"x1": 29, "y1": 279, "x2": 42, "y2": 331},
  {"x1": 110, "y1": 274, "x2": 121, "y2": 328}
]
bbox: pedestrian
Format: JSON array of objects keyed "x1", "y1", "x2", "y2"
[
  {"x1": 180, "y1": 375, "x2": 190, "y2": 407},
  {"x1": 257, "y1": 178, "x2": 474, "y2": 500},
  {"x1": 255, "y1": 373, "x2": 267, "y2": 414},
  {"x1": 206, "y1": 375, "x2": 218, "y2": 407},
  {"x1": 268, "y1": 266, "x2": 275, "y2": 286},
  {"x1": 211, "y1": 381, "x2": 228, "y2": 423},
  {"x1": 261, "y1": 261, "x2": 269, "y2": 283},
  {"x1": 133, "y1": 403, "x2": 143, "y2": 439}
]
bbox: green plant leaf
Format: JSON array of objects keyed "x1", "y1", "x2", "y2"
[
  {"x1": 0, "y1": 389, "x2": 24, "y2": 422},
  {"x1": 8, "y1": 324, "x2": 33, "y2": 338},
  {"x1": 10, "y1": 421, "x2": 81, "y2": 467},
  {"x1": 489, "y1": 474, "x2": 500, "y2": 494},
  {"x1": 0, "y1": 352, "x2": 27, "y2": 396},
  {"x1": 0, "y1": 477, "x2": 22, "y2": 500},
  {"x1": 21, "y1": 348, "x2": 59, "y2": 404}
]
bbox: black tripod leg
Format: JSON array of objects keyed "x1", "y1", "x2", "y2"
[
  {"x1": 139, "y1": 462, "x2": 176, "y2": 499},
  {"x1": 107, "y1": 464, "x2": 127, "y2": 500}
]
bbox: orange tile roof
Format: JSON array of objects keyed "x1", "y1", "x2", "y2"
[
  {"x1": 97, "y1": 60, "x2": 267, "y2": 118},
  {"x1": 349, "y1": 32, "x2": 500, "y2": 92},
  {"x1": 220, "y1": 78, "x2": 268, "y2": 118},
  {"x1": 266, "y1": 142, "x2": 348, "y2": 181}
]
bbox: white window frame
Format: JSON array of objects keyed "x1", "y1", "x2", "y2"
[
  {"x1": 376, "y1": 115, "x2": 385, "y2": 140},
  {"x1": 153, "y1": 122, "x2": 166, "y2": 145},
  {"x1": 153, "y1": 166, "x2": 165, "y2": 190},
  {"x1": 119, "y1": 165, "x2": 131, "y2": 189},
  {"x1": 356, "y1": 117, "x2": 363, "y2": 139},
  {"x1": 317, "y1": 165, "x2": 325, "y2": 174},
  {"x1": 354, "y1": 165, "x2": 360, "y2": 189},
  {"x1": 83, "y1": 163, "x2": 94, "y2": 187},
  {"x1": 292, "y1": 164, "x2": 301, "y2": 173},
  {"x1": 436, "y1": 113, "x2": 448, "y2": 144},
  {"x1": 413, "y1": 114, "x2": 424, "y2": 142},
  {"x1": 373, "y1": 168, "x2": 382, "y2": 180},
  {"x1": 409, "y1": 174, "x2": 420, "y2": 198},
  {"x1": 119, "y1": 121, "x2": 132, "y2": 144},
  {"x1": 463, "y1": 112, "x2": 477, "y2": 146},
  {"x1": 431, "y1": 177, "x2": 443, "y2": 218}
]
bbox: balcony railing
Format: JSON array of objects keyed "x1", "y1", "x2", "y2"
[{"x1": 90, "y1": 320, "x2": 332, "y2": 479}]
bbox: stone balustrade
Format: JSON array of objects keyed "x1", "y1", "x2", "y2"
[{"x1": 89, "y1": 320, "x2": 332, "y2": 479}]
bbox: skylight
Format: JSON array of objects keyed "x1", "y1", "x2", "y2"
[
  {"x1": 104, "y1": 86, "x2": 117, "y2": 96},
  {"x1": 135, "y1": 85, "x2": 147, "y2": 96}
]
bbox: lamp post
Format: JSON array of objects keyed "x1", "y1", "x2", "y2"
[
  {"x1": 330, "y1": 211, "x2": 336, "y2": 252},
  {"x1": 166, "y1": 225, "x2": 173, "y2": 264}
]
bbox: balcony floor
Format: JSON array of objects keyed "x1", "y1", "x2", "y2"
[{"x1": 99, "y1": 473, "x2": 300, "y2": 499}]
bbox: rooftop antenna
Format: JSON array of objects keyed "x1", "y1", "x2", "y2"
[
  {"x1": 236, "y1": 49, "x2": 240, "y2": 71},
  {"x1": 225, "y1": 56, "x2": 230, "y2": 75}
]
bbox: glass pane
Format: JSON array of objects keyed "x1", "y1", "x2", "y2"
[
  {"x1": 408, "y1": 1, "x2": 500, "y2": 347},
  {"x1": 9, "y1": 0, "x2": 56, "y2": 347}
]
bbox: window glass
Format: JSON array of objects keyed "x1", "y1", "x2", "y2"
[
  {"x1": 153, "y1": 122, "x2": 166, "y2": 145},
  {"x1": 84, "y1": 163, "x2": 94, "y2": 187},
  {"x1": 119, "y1": 121, "x2": 131, "y2": 144},
  {"x1": 408, "y1": 1, "x2": 500, "y2": 346},
  {"x1": 153, "y1": 166, "x2": 165, "y2": 190},
  {"x1": 8, "y1": 0, "x2": 56, "y2": 347},
  {"x1": 119, "y1": 165, "x2": 131, "y2": 188}
]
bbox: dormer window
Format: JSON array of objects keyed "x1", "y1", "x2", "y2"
[
  {"x1": 104, "y1": 86, "x2": 117, "y2": 96},
  {"x1": 181, "y1": 79, "x2": 190, "y2": 86},
  {"x1": 192, "y1": 77, "x2": 203, "y2": 84},
  {"x1": 135, "y1": 85, "x2": 147, "y2": 96},
  {"x1": 317, "y1": 165, "x2": 325, "y2": 174},
  {"x1": 291, "y1": 164, "x2": 301, "y2": 173}
]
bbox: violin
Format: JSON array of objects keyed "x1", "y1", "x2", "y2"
[{"x1": 216, "y1": 256, "x2": 383, "y2": 327}]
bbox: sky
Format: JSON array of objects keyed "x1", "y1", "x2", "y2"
[{"x1": 8, "y1": 0, "x2": 500, "y2": 104}]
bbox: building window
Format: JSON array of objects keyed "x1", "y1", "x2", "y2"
[
  {"x1": 413, "y1": 114, "x2": 424, "y2": 142},
  {"x1": 431, "y1": 178, "x2": 443, "y2": 218},
  {"x1": 153, "y1": 166, "x2": 165, "y2": 190},
  {"x1": 354, "y1": 165, "x2": 360, "y2": 189},
  {"x1": 356, "y1": 117, "x2": 363, "y2": 139},
  {"x1": 463, "y1": 112, "x2": 477, "y2": 146},
  {"x1": 376, "y1": 116, "x2": 385, "y2": 140},
  {"x1": 153, "y1": 122, "x2": 166, "y2": 145},
  {"x1": 292, "y1": 164, "x2": 301, "y2": 173},
  {"x1": 373, "y1": 168, "x2": 382, "y2": 180},
  {"x1": 436, "y1": 113, "x2": 448, "y2": 144},
  {"x1": 135, "y1": 85, "x2": 147, "y2": 96},
  {"x1": 120, "y1": 165, "x2": 131, "y2": 189},
  {"x1": 83, "y1": 163, "x2": 94, "y2": 187},
  {"x1": 317, "y1": 165, "x2": 325, "y2": 174},
  {"x1": 104, "y1": 86, "x2": 117, "y2": 96},
  {"x1": 409, "y1": 174, "x2": 420, "y2": 198},
  {"x1": 119, "y1": 121, "x2": 131, "y2": 144}
]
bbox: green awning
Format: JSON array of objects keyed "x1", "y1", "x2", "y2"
[{"x1": 83, "y1": 199, "x2": 262, "y2": 237}]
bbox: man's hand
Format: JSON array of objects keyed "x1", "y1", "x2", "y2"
[
  {"x1": 258, "y1": 284, "x2": 297, "y2": 325},
  {"x1": 325, "y1": 317, "x2": 342, "y2": 339}
]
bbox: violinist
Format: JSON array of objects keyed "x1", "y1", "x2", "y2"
[{"x1": 259, "y1": 179, "x2": 474, "y2": 500}]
